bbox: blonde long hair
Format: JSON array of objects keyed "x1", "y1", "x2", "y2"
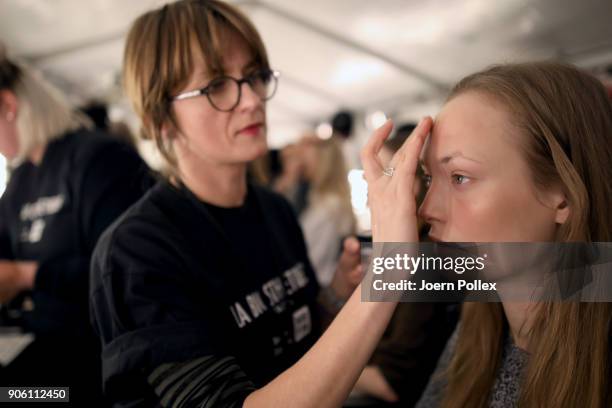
[
  {"x1": 441, "y1": 62, "x2": 612, "y2": 408},
  {"x1": 305, "y1": 135, "x2": 356, "y2": 233},
  {"x1": 0, "y1": 47, "x2": 87, "y2": 162}
]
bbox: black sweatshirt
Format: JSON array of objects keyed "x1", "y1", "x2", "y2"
[
  {"x1": 90, "y1": 181, "x2": 322, "y2": 407},
  {"x1": 0, "y1": 129, "x2": 153, "y2": 402},
  {"x1": 0, "y1": 129, "x2": 153, "y2": 335}
]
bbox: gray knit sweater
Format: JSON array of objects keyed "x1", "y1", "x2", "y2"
[{"x1": 415, "y1": 328, "x2": 528, "y2": 408}]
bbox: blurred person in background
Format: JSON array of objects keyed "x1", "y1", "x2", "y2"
[
  {"x1": 82, "y1": 101, "x2": 110, "y2": 131},
  {"x1": 299, "y1": 133, "x2": 357, "y2": 286},
  {"x1": 107, "y1": 120, "x2": 138, "y2": 148},
  {"x1": 0, "y1": 45, "x2": 153, "y2": 405},
  {"x1": 82, "y1": 101, "x2": 138, "y2": 147},
  {"x1": 272, "y1": 142, "x2": 310, "y2": 213},
  {"x1": 247, "y1": 147, "x2": 275, "y2": 185},
  {"x1": 250, "y1": 145, "x2": 309, "y2": 213},
  {"x1": 332, "y1": 110, "x2": 361, "y2": 171}
]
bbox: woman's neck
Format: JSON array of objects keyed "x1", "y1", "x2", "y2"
[
  {"x1": 501, "y1": 302, "x2": 536, "y2": 351},
  {"x1": 177, "y1": 159, "x2": 248, "y2": 207}
]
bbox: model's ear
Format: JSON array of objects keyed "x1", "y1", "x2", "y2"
[{"x1": 551, "y1": 190, "x2": 570, "y2": 225}]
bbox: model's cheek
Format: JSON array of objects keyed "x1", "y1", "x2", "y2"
[
  {"x1": 510, "y1": 198, "x2": 557, "y2": 241},
  {"x1": 444, "y1": 183, "x2": 529, "y2": 242},
  {"x1": 464, "y1": 188, "x2": 555, "y2": 242},
  {"x1": 446, "y1": 195, "x2": 502, "y2": 242}
]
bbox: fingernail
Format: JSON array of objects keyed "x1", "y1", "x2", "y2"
[{"x1": 377, "y1": 120, "x2": 389, "y2": 129}]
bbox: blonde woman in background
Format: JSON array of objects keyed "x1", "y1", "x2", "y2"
[
  {"x1": 299, "y1": 133, "x2": 357, "y2": 286},
  {"x1": 0, "y1": 46, "x2": 152, "y2": 404}
]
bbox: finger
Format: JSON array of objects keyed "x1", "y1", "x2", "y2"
[
  {"x1": 340, "y1": 249, "x2": 360, "y2": 269},
  {"x1": 348, "y1": 265, "x2": 364, "y2": 282},
  {"x1": 388, "y1": 116, "x2": 432, "y2": 169},
  {"x1": 343, "y1": 236, "x2": 360, "y2": 253},
  {"x1": 338, "y1": 245, "x2": 358, "y2": 269},
  {"x1": 361, "y1": 119, "x2": 394, "y2": 181},
  {"x1": 354, "y1": 264, "x2": 364, "y2": 276},
  {"x1": 389, "y1": 117, "x2": 432, "y2": 189}
]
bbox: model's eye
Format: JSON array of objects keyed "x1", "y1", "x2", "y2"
[{"x1": 422, "y1": 174, "x2": 432, "y2": 188}]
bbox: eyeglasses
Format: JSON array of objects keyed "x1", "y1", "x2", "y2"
[{"x1": 171, "y1": 69, "x2": 280, "y2": 112}]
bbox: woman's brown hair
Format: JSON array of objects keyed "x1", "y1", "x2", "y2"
[
  {"x1": 123, "y1": 0, "x2": 269, "y2": 168},
  {"x1": 440, "y1": 62, "x2": 612, "y2": 407}
]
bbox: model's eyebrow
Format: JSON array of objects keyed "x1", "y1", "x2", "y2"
[
  {"x1": 420, "y1": 152, "x2": 482, "y2": 168},
  {"x1": 440, "y1": 152, "x2": 483, "y2": 164}
]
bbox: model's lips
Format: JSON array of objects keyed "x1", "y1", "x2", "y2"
[{"x1": 238, "y1": 122, "x2": 264, "y2": 136}]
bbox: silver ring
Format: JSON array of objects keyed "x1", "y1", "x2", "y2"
[{"x1": 383, "y1": 167, "x2": 395, "y2": 177}]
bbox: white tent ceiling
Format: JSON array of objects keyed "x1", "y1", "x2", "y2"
[{"x1": 1, "y1": 0, "x2": 611, "y2": 149}]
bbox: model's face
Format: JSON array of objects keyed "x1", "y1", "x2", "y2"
[
  {"x1": 0, "y1": 91, "x2": 20, "y2": 160},
  {"x1": 419, "y1": 91, "x2": 566, "y2": 243},
  {"x1": 170, "y1": 36, "x2": 267, "y2": 168}
]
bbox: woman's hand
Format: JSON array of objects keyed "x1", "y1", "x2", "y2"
[
  {"x1": 0, "y1": 261, "x2": 37, "y2": 303},
  {"x1": 330, "y1": 236, "x2": 363, "y2": 300},
  {"x1": 361, "y1": 118, "x2": 432, "y2": 243}
]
